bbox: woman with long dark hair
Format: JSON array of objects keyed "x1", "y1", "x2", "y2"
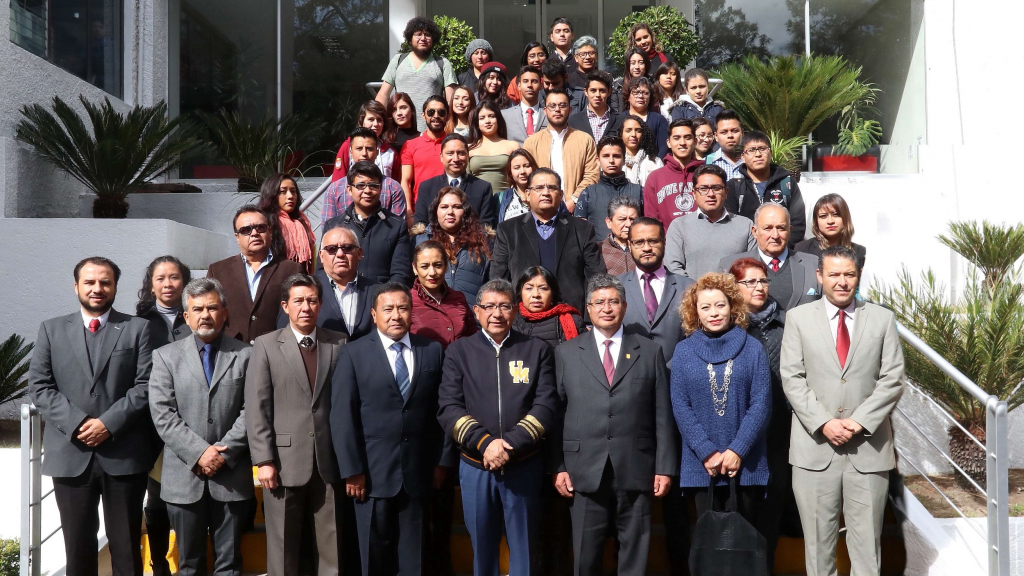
[
  {"x1": 467, "y1": 100, "x2": 520, "y2": 193},
  {"x1": 330, "y1": 100, "x2": 395, "y2": 181},
  {"x1": 474, "y1": 63, "x2": 515, "y2": 110},
  {"x1": 507, "y1": 42, "x2": 548, "y2": 104},
  {"x1": 257, "y1": 173, "x2": 316, "y2": 273},
  {"x1": 512, "y1": 266, "x2": 585, "y2": 348},
  {"x1": 794, "y1": 193, "x2": 867, "y2": 269},
  {"x1": 611, "y1": 47, "x2": 650, "y2": 115},
  {"x1": 621, "y1": 115, "x2": 663, "y2": 187},
  {"x1": 447, "y1": 85, "x2": 476, "y2": 137},
  {"x1": 653, "y1": 61, "x2": 685, "y2": 120},
  {"x1": 412, "y1": 186, "x2": 492, "y2": 305},
  {"x1": 386, "y1": 92, "x2": 420, "y2": 155},
  {"x1": 621, "y1": 76, "x2": 668, "y2": 159},
  {"x1": 497, "y1": 149, "x2": 536, "y2": 223},
  {"x1": 626, "y1": 22, "x2": 674, "y2": 71}
]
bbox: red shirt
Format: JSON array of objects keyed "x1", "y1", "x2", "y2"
[{"x1": 400, "y1": 131, "x2": 445, "y2": 204}]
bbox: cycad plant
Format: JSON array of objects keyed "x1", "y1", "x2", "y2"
[
  {"x1": 768, "y1": 132, "x2": 809, "y2": 177},
  {"x1": 715, "y1": 54, "x2": 875, "y2": 140},
  {"x1": 0, "y1": 334, "x2": 33, "y2": 407},
  {"x1": 871, "y1": 221, "x2": 1024, "y2": 489},
  {"x1": 15, "y1": 96, "x2": 206, "y2": 217}
]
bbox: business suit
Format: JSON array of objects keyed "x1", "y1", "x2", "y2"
[
  {"x1": 149, "y1": 334, "x2": 253, "y2": 576},
  {"x1": 412, "y1": 173, "x2": 497, "y2": 227},
  {"x1": 619, "y1": 269, "x2": 693, "y2": 363},
  {"x1": 567, "y1": 109, "x2": 624, "y2": 141},
  {"x1": 502, "y1": 105, "x2": 548, "y2": 144},
  {"x1": 331, "y1": 332, "x2": 449, "y2": 576},
  {"x1": 491, "y1": 212, "x2": 606, "y2": 314},
  {"x1": 718, "y1": 249, "x2": 821, "y2": 310},
  {"x1": 549, "y1": 331, "x2": 679, "y2": 576},
  {"x1": 206, "y1": 254, "x2": 304, "y2": 344},
  {"x1": 278, "y1": 271, "x2": 378, "y2": 342},
  {"x1": 247, "y1": 327, "x2": 347, "y2": 576},
  {"x1": 781, "y1": 299, "x2": 906, "y2": 576},
  {"x1": 28, "y1": 309, "x2": 155, "y2": 576},
  {"x1": 326, "y1": 205, "x2": 413, "y2": 286}
]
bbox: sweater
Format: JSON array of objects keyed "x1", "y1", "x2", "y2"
[
  {"x1": 670, "y1": 325, "x2": 772, "y2": 487},
  {"x1": 642, "y1": 155, "x2": 705, "y2": 227},
  {"x1": 664, "y1": 211, "x2": 756, "y2": 279},
  {"x1": 573, "y1": 173, "x2": 644, "y2": 239},
  {"x1": 522, "y1": 126, "x2": 600, "y2": 201}
]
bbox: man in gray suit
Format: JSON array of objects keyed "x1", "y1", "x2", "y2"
[
  {"x1": 549, "y1": 274, "x2": 679, "y2": 576},
  {"x1": 149, "y1": 277, "x2": 254, "y2": 576},
  {"x1": 501, "y1": 65, "x2": 547, "y2": 144},
  {"x1": 29, "y1": 257, "x2": 156, "y2": 576},
  {"x1": 718, "y1": 203, "x2": 820, "y2": 310},
  {"x1": 781, "y1": 246, "x2": 905, "y2": 576},
  {"x1": 248, "y1": 273, "x2": 347, "y2": 576}
]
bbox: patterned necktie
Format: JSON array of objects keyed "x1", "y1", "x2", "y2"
[
  {"x1": 300, "y1": 336, "x2": 314, "y2": 349},
  {"x1": 450, "y1": 178, "x2": 459, "y2": 189},
  {"x1": 201, "y1": 344, "x2": 214, "y2": 386},
  {"x1": 770, "y1": 258, "x2": 781, "y2": 272},
  {"x1": 642, "y1": 273, "x2": 659, "y2": 323},
  {"x1": 392, "y1": 341, "x2": 411, "y2": 400},
  {"x1": 526, "y1": 108, "x2": 535, "y2": 135},
  {"x1": 836, "y1": 310, "x2": 850, "y2": 368},
  {"x1": 88, "y1": 319, "x2": 100, "y2": 333},
  {"x1": 603, "y1": 340, "x2": 615, "y2": 387}
]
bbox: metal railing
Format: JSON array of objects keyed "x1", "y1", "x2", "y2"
[
  {"x1": 20, "y1": 404, "x2": 58, "y2": 576},
  {"x1": 894, "y1": 323, "x2": 1010, "y2": 576}
]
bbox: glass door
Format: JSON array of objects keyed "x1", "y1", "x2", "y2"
[
  {"x1": 482, "y1": 0, "x2": 538, "y2": 69},
  {"x1": 542, "y1": 0, "x2": 599, "y2": 66}
]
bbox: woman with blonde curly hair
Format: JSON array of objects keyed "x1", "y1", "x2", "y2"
[{"x1": 670, "y1": 272, "x2": 773, "y2": 561}]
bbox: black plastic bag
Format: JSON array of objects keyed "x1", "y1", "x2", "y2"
[{"x1": 688, "y1": 477, "x2": 768, "y2": 576}]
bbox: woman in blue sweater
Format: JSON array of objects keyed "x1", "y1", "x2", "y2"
[{"x1": 671, "y1": 272, "x2": 772, "y2": 529}]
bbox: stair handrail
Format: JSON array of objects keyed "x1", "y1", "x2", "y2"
[{"x1": 20, "y1": 403, "x2": 56, "y2": 576}]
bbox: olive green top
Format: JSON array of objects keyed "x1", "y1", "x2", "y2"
[{"x1": 468, "y1": 154, "x2": 509, "y2": 194}]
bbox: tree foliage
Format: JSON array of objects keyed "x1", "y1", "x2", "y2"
[
  {"x1": 607, "y1": 6, "x2": 700, "y2": 70},
  {"x1": 694, "y1": 0, "x2": 770, "y2": 69},
  {"x1": 0, "y1": 334, "x2": 33, "y2": 408}
]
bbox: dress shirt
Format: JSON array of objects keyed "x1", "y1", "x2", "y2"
[
  {"x1": 708, "y1": 149, "x2": 744, "y2": 181},
  {"x1": 548, "y1": 127, "x2": 568, "y2": 187},
  {"x1": 593, "y1": 325, "x2": 624, "y2": 369},
  {"x1": 482, "y1": 329, "x2": 510, "y2": 352},
  {"x1": 532, "y1": 212, "x2": 557, "y2": 240},
  {"x1": 758, "y1": 248, "x2": 788, "y2": 267},
  {"x1": 635, "y1": 265, "x2": 668, "y2": 303},
  {"x1": 378, "y1": 329, "x2": 415, "y2": 382},
  {"x1": 290, "y1": 325, "x2": 317, "y2": 348},
  {"x1": 823, "y1": 299, "x2": 857, "y2": 345},
  {"x1": 193, "y1": 333, "x2": 221, "y2": 373},
  {"x1": 81, "y1": 309, "x2": 112, "y2": 331},
  {"x1": 521, "y1": 101, "x2": 541, "y2": 130},
  {"x1": 445, "y1": 173, "x2": 462, "y2": 188},
  {"x1": 242, "y1": 250, "x2": 275, "y2": 300},
  {"x1": 697, "y1": 208, "x2": 729, "y2": 224},
  {"x1": 586, "y1": 106, "x2": 612, "y2": 141},
  {"x1": 331, "y1": 277, "x2": 359, "y2": 330}
]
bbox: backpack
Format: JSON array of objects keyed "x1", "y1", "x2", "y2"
[{"x1": 736, "y1": 175, "x2": 792, "y2": 214}]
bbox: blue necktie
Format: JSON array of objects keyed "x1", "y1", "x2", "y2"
[
  {"x1": 450, "y1": 178, "x2": 459, "y2": 188},
  {"x1": 201, "y1": 343, "x2": 214, "y2": 386},
  {"x1": 392, "y1": 342, "x2": 411, "y2": 400}
]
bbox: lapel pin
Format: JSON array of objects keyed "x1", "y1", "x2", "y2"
[{"x1": 626, "y1": 354, "x2": 631, "y2": 359}]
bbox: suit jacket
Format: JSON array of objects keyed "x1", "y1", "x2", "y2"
[
  {"x1": 567, "y1": 109, "x2": 625, "y2": 141},
  {"x1": 206, "y1": 254, "x2": 304, "y2": 345},
  {"x1": 780, "y1": 299, "x2": 906, "y2": 473},
  {"x1": 491, "y1": 212, "x2": 606, "y2": 314},
  {"x1": 331, "y1": 332, "x2": 450, "y2": 499},
  {"x1": 501, "y1": 105, "x2": 548, "y2": 144},
  {"x1": 522, "y1": 126, "x2": 600, "y2": 199},
  {"x1": 310, "y1": 270, "x2": 378, "y2": 341},
  {"x1": 149, "y1": 335, "x2": 253, "y2": 504},
  {"x1": 246, "y1": 327, "x2": 346, "y2": 486},
  {"x1": 717, "y1": 250, "x2": 821, "y2": 310},
  {"x1": 137, "y1": 307, "x2": 192, "y2": 348},
  {"x1": 413, "y1": 173, "x2": 497, "y2": 227},
  {"x1": 619, "y1": 269, "x2": 694, "y2": 364},
  {"x1": 549, "y1": 332, "x2": 679, "y2": 493},
  {"x1": 326, "y1": 205, "x2": 413, "y2": 286},
  {"x1": 29, "y1": 310, "x2": 156, "y2": 478}
]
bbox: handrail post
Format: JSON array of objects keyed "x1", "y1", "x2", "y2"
[
  {"x1": 986, "y1": 397, "x2": 1010, "y2": 576},
  {"x1": 20, "y1": 404, "x2": 40, "y2": 576}
]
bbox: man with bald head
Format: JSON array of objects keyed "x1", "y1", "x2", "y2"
[
  {"x1": 311, "y1": 221, "x2": 380, "y2": 341},
  {"x1": 718, "y1": 203, "x2": 820, "y2": 310}
]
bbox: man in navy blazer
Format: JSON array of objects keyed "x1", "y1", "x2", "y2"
[
  {"x1": 412, "y1": 134, "x2": 497, "y2": 227},
  {"x1": 331, "y1": 282, "x2": 454, "y2": 576}
]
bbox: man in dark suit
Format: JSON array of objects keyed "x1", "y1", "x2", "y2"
[
  {"x1": 567, "y1": 71, "x2": 624, "y2": 142},
  {"x1": 549, "y1": 274, "x2": 679, "y2": 576},
  {"x1": 248, "y1": 274, "x2": 348, "y2": 576},
  {"x1": 206, "y1": 205, "x2": 304, "y2": 345},
  {"x1": 149, "y1": 277, "x2": 253, "y2": 576},
  {"x1": 331, "y1": 282, "x2": 451, "y2": 576},
  {"x1": 412, "y1": 134, "x2": 497, "y2": 227},
  {"x1": 324, "y1": 161, "x2": 413, "y2": 287},
  {"x1": 29, "y1": 257, "x2": 156, "y2": 576},
  {"x1": 491, "y1": 167, "x2": 606, "y2": 314},
  {"x1": 717, "y1": 203, "x2": 821, "y2": 310}
]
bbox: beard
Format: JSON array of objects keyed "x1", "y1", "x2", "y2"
[
  {"x1": 195, "y1": 324, "x2": 219, "y2": 339},
  {"x1": 79, "y1": 293, "x2": 114, "y2": 314}
]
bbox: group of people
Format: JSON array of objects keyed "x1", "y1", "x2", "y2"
[{"x1": 26, "y1": 13, "x2": 906, "y2": 576}]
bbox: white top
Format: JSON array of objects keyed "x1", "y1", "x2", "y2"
[
  {"x1": 80, "y1": 309, "x2": 111, "y2": 331},
  {"x1": 548, "y1": 127, "x2": 569, "y2": 188},
  {"x1": 378, "y1": 329, "x2": 415, "y2": 382},
  {"x1": 697, "y1": 208, "x2": 729, "y2": 224},
  {"x1": 242, "y1": 250, "x2": 274, "y2": 300},
  {"x1": 823, "y1": 299, "x2": 857, "y2": 344},
  {"x1": 635, "y1": 265, "x2": 668, "y2": 308},
  {"x1": 290, "y1": 325, "x2": 316, "y2": 347},
  {"x1": 624, "y1": 151, "x2": 663, "y2": 187},
  {"x1": 758, "y1": 248, "x2": 789, "y2": 267},
  {"x1": 594, "y1": 325, "x2": 624, "y2": 369},
  {"x1": 331, "y1": 277, "x2": 358, "y2": 330}
]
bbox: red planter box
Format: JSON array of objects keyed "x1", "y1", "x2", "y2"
[{"x1": 819, "y1": 155, "x2": 878, "y2": 172}]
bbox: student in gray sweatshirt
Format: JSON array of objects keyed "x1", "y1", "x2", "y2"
[{"x1": 664, "y1": 164, "x2": 755, "y2": 278}]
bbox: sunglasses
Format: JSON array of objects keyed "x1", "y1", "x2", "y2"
[
  {"x1": 235, "y1": 223, "x2": 269, "y2": 236},
  {"x1": 425, "y1": 108, "x2": 449, "y2": 118},
  {"x1": 322, "y1": 243, "x2": 360, "y2": 256}
]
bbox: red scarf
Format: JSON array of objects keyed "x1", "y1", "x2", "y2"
[
  {"x1": 518, "y1": 302, "x2": 580, "y2": 340},
  {"x1": 278, "y1": 209, "x2": 315, "y2": 272}
]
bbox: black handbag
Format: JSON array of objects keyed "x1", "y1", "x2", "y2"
[{"x1": 688, "y1": 477, "x2": 769, "y2": 576}]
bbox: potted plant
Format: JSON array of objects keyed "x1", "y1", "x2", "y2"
[
  {"x1": 821, "y1": 86, "x2": 883, "y2": 172},
  {"x1": 871, "y1": 221, "x2": 1024, "y2": 489},
  {"x1": 607, "y1": 6, "x2": 700, "y2": 70},
  {"x1": 399, "y1": 15, "x2": 475, "y2": 73},
  {"x1": 768, "y1": 132, "x2": 809, "y2": 181},
  {"x1": 15, "y1": 96, "x2": 206, "y2": 218}
]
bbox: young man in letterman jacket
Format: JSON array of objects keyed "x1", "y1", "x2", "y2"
[{"x1": 437, "y1": 279, "x2": 559, "y2": 576}]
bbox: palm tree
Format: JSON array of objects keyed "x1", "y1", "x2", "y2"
[
  {"x1": 15, "y1": 96, "x2": 207, "y2": 218},
  {"x1": 871, "y1": 221, "x2": 1024, "y2": 489},
  {"x1": 0, "y1": 334, "x2": 33, "y2": 408}
]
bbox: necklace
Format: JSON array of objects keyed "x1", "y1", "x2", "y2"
[{"x1": 708, "y1": 360, "x2": 733, "y2": 416}]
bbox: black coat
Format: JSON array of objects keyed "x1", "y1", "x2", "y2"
[
  {"x1": 277, "y1": 271, "x2": 379, "y2": 341},
  {"x1": 724, "y1": 164, "x2": 806, "y2": 247},
  {"x1": 573, "y1": 173, "x2": 643, "y2": 239},
  {"x1": 511, "y1": 312, "x2": 586, "y2": 349},
  {"x1": 137, "y1": 307, "x2": 191, "y2": 349},
  {"x1": 567, "y1": 109, "x2": 625, "y2": 141},
  {"x1": 794, "y1": 237, "x2": 867, "y2": 270},
  {"x1": 331, "y1": 332, "x2": 451, "y2": 499},
  {"x1": 326, "y1": 205, "x2": 412, "y2": 287},
  {"x1": 491, "y1": 212, "x2": 607, "y2": 314},
  {"x1": 413, "y1": 173, "x2": 497, "y2": 227}
]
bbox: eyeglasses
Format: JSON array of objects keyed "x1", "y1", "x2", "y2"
[
  {"x1": 576, "y1": 50, "x2": 597, "y2": 59},
  {"x1": 425, "y1": 108, "x2": 449, "y2": 118},
  {"x1": 349, "y1": 182, "x2": 381, "y2": 191},
  {"x1": 695, "y1": 134, "x2": 715, "y2": 141},
  {"x1": 743, "y1": 146, "x2": 770, "y2": 156},
  {"x1": 235, "y1": 223, "x2": 269, "y2": 236},
  {"x1": 322, "y1": 243, "x2": 360, "y2": 256},
  {"x1": 587, "y1": 298, "x2": 623, "y2": 309},
  {"x1": 631, "y1": 91, "x2": 650, "y2": 98},
  {"x1": 629, "y1": 238, "x2": 663, "y2": 247},
  {"x1": 737, "y1": 278, "x2": 772, "y2": 288},
  {"x1": 545, "y1": 102, "x2": 570, "y2": 110},
  {"x1": 476, "y1": 303, "x2": 513, "y2": 313},
  {"x1": 528, "y1": 184, "x2": 560, "y2": 192},
  {"x1": 694, "y1": 185, "x2": 726, "y2": 196}
]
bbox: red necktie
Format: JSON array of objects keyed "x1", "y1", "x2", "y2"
[
  {"x1": 526, "y1": 108, "x2": 535, "y2": 136},
  {"x1": 836, "y1": 310, "x2": 850, "y2": 368},
  {"x1": 603, "y1": 340, "x2": 615, "y2": 386},
  {"x1": 770, "y1": 258, "x2": 781, "y2": 272},
  {"x1": 88, "y1": 319, "x2": 100, "y2": 333}
]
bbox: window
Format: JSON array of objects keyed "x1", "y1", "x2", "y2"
[{"x1": 9, "y1": 0, "x2": 123, "y2": 97}]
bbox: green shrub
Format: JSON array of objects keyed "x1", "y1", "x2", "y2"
[
  {"x1": 607, "y1": 6, "x2": 700, "y2": 70},
  {"x1": 399, "y1": 16, "x2": 476, "y2": 73},
  {"x1": 0, "y1": 538, "x2": 18, "y2": 576}
]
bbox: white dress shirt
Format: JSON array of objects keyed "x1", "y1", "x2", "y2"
[
  {"x1": 243, "y1": 250, "x2": 275, "y2": 300},
  {"x1": 378, "y1": 329, "x2": 415, "y2": 382},
  {"x1": 81, "y1": 309, "x2": 111, "y2": 331},
  {"x1": 521, "y1": 101, "x2": 541, "y2": 131},
  {"x1": 635, "y1": 265, "x2": 667, "y2": 307},
  {"x1": 594, "y1": 325, "x2": 624, "y2": 368},
  {"x1": 331, "y1": 277, "x2": 359, "y2": 330},
  {"x1": 548, "y1": 127, "x2": 568, "y2": 188},
  {"x1": 482, "y1": 330, "x2": 510, "y2": 352},
  {"x1": 823, "y1": 299, "x2": 857, "y2": 344},
  {"x1": 444, "y1": 172, "x2": 462, "y2": 188},
  {"x1": 290, "y1": 325, "x2": 316, "y2": 348},
  {"x1": 758, "y1": 248, "x2": 789, "y2": 267}
]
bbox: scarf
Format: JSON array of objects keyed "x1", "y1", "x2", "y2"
[
  {"x1": 748, "y1": 298, "x2": 779, "y2": 330},
  {"x1": 278, "y1": 209, "x2": 315, "y2": 269},
  {"x1": 518, "y1": 302, "x2": 580, "y2": 340}
]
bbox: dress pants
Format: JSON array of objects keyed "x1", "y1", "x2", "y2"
[
  {"x1": 165, "y1": 488, "x2": 250, "y2": 576},
  {"x1": 569, "y1": 460, "x2": 652, "y2": 576},
  {"x1": 459, "y1": 457, "x2": 544, "y2": 576},
  {"x1": 51, "y1": 459, "x2": 148, "y2": 576},
  {"x1": 263, "y1": 468, "x2": 341, "y2": 576},
  {"x1": 145, "y1": 477, "x2": 173, "y2": 576},
  {"x1": 792, "y1": 454, "x2": 889, "y2": 576},
  {"x1": 353, "y1": 487, "x2": 425, "y2": 576},
  {"x1": 661, "y1": 483, "x2": 691, "y2": 576},
  {"x1": 755, "y1": 413, "x2": 795, "y2": 572},
  {"x1": 424, "y1": 474, "x2": 456, "y2": 576}
]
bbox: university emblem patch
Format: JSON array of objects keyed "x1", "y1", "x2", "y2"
[
  {"x1": 674, "y1": 192, "x2": 694, "y2": 212},
  {"x1": 509, "y1": 361, "x2": 529, "y2": 384}
]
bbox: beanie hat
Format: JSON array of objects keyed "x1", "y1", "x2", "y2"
[{"x1": 464, "y1": 39, "x2": 494, "y2": 62}]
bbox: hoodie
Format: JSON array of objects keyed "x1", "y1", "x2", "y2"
[
  {"x1": 574, "y1": 172, "x2": 644, "y2": 239},
  {"x1": 724, "y1": 163, "x2": 807, "y2": 246},
  {"x1": 670, "y1": 94, "x2": 725, "y2": 125},
  {"x1": 642, "y1": 155, "x2": 704, "y2": 226}
]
